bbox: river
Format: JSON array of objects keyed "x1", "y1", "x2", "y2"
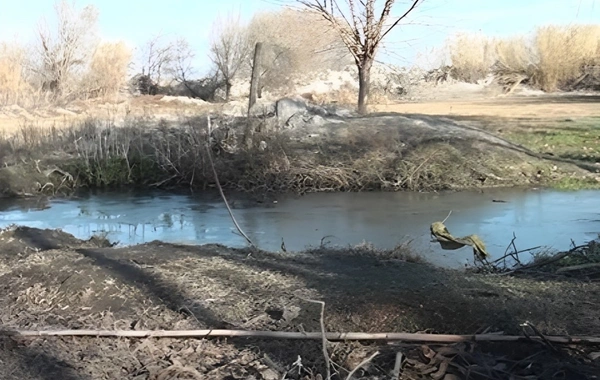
[{"x1": 1, "y1": 188, "x2": 599, "y2": 268}]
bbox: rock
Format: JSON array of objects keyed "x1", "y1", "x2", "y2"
[
  {"x1": 276, "y1": 97, "x2": 308, "y2": 121},
  {"x1": 222, "y1": 101, "x2": 247, "y2": 117},
  {"x1": 159, "y1": 96, "x2": 207, "y2": 106},
  {"x1": 249, "y1": 100, "x2": 276, "y2": 117},
  {"x1": 259, "y1": 368, "x2": 279, "y2": 380}
]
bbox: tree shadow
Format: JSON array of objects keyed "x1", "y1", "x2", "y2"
[
  {"x1": 0, "y1": 335, "x2": 87, "y2": 380},
  {"x1": 76, "y1": 248, "x2": 225, "y2": 328}
]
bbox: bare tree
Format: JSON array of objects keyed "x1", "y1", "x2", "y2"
[
  {"x1": 209, "y1": 13, "x2": 252, "y2": 101},
  {"x1": 138, "y1": 33, "x2": 176, "y2": 86},
  {"x1": 296, "y1": 0, "x2": 421, "y2": 114},
  {"x1": 34, "y1": 0, "x2": 99, "y2": 98},
  {"x1": 247, "y1": 9, "x2": 350, "y2": 96}
]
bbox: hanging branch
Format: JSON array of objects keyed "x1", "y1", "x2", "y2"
[{"x1": 206, "y1": 116, "x2": 255, "y2": 248}]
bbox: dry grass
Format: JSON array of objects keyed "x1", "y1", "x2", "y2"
[
  {"x1": 446, "y1": 24, "x2": 600, "y2": 91},
  {"x1": 447, "y1": 33, "x2": 497, "y2": 83},
  {"x1": 81, "y1": 42, "x2": 132, "y2": 100},
  {"x1": 534, "y1": 25, "x2": 600, "y2": 91},
  {"x1": 311, "y1": 84, "x2": 357, "y2": 106},
  {"x1": 0, "y1": 43, "x2": 32, "y2": 106},
  {"x1": 247, "y1": 9, "x2": 352, "y2": 95}
]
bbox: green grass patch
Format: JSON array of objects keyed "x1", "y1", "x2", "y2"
[
  {"x1": 504, "y1": 117, "x2": 600, "y2": 162},
  {"x1": 551, "y1": 176, "x2": 600, "y2": 191}
]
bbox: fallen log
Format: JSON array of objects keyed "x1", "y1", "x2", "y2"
[
  {"x1": 2, "y1": 329, "x2": 600, "y2": 344},
  {"x1": 556, "y1": 262, "x2": 600, "y2": 273}
]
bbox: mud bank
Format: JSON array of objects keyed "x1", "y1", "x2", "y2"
[
  {"x1": 1, "y1": 111, "x2": 598, "y2": 199},
  {"x1": 0, "y1": 226, "x2": 599, "y2": 379}
]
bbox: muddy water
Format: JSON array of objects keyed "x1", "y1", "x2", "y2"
[{"x1": 1, "y1": 188, "x2": 599, "y2": 268}]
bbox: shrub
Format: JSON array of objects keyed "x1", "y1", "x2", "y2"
[
  {"x1": 0, "y1": 43, "x2": 30, "y2": 106},
  {"x1": 245, "y1": 9, "x2": 352, "y2": 95},
  {"x1": 445, "y1": 24, "x2": 600, "y2": 92},
  {"x1": 82, "y1": 41, "x2": 132, "y2": 99},
  {"x1": 447, "y1": 33, "x2": 496, "y2": 83},
  {"x1": 534, "y1": 25, "x2": 600, "y2": 91}
]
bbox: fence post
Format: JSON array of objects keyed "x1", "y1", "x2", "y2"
[{"x1": 248, "y1": 42, "x2": 263, "y2": 117}]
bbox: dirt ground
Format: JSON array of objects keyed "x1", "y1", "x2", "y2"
[
  {"x1": 2, "y1": 93, "x2": 600, "y2": 136},
  {"x1": 1, "y1": 226, "x2": 599, "y2": 379},
  {"x1": 373, "y1": 95, "x2": 600, "y2": 119}
]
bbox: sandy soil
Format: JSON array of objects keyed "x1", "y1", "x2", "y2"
[
  {"x1": 0, "y1": 227, "x2": 599, "y2": 379},
  {"x1": 373, "y1": 95, "x2": 600, "y2": 119},
  {"x1": 2, "y1": 93, "x2": 600, "y2": 136}
]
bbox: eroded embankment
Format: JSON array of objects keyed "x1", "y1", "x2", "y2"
[{"x1": 0, "y1": 112, "x2": 597, "y2": 198}]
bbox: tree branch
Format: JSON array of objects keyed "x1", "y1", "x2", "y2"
[
  {"x1": 4, "y1": 329, "x2": 600, "y2": 344},
  {"x1": 378, "y1": 0, "x2": 421, "y2": 44}
]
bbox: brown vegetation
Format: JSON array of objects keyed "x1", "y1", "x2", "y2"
[
  {"x1": 0, "y1": 106, "x2": 596, "y2": 198},
  {"x1": 0, "y1": 1, "x2": 130, "y2": 107},
  {"x1": 446, "y1": 24, "x2": 600, "y2": 92},
  {"x1": 82, "y1": 42, "x2": 132, "y2": 100},
  {"x1": 246, "y1": 8, "x2": 352, "y2": 96}
]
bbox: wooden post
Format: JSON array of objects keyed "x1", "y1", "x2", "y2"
[{"x1": 248, "y1": 42, "x2": 263, "y2": 117}]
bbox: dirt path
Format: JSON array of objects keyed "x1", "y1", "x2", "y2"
[
  {"x1": 373, "y1": 95, "x2": 600, "y2": 118},
  {"x1": 1, "y1": 227, "x2": 599, "y2": 379}
]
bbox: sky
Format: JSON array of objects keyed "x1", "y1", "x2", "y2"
[{"x1": 0, "y1": 0, "x2": 598, "y2": 73}]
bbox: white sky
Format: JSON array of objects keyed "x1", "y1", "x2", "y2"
[{"x1": 0, "y1": 0, "x2": 598, "y2": 72}]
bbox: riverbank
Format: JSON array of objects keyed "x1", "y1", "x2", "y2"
[
  {"x1": 0, "y1": 226, "x2": 599, "y2": 379},
  {"x1": 2, "y1": 95, "x2": 600, "y2": 198}
]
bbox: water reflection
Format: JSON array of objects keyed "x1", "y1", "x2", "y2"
[{"x1": 0, "y1": 188, "x2": 599, "y2": 268}]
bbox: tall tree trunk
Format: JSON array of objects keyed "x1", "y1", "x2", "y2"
[
  {"x1": 225, "y1": 81, "x2": 232, "y2": 101},
  {"x1": 357, "y1": 57, "x2": 373, "y2": 115},
  {"x1": 248, "y1": 42, "x2": 263, "y2": 117}
]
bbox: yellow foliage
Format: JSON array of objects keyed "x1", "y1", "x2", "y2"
[
  {"x1": 83, "y1": 41, "x2": 132, "y2": 98},
  {"x1": 0, "y1": 43, "x2": 28, "y2": 105}
]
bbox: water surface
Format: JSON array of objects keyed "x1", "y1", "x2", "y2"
[{"x1": 1, "y1": 188, "x2": 599, "y2": 268}]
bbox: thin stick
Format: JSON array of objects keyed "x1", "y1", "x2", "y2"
[
  {"x1": 206, "y1": 116, "x2": 255, "y2": 248},
  {"x1": 4, "y1": 329, "x2": 600, "y2": 344},
  {"x1": 345, "y1": 351, "x2": 379, "y2": 380},
  {"x1": 509, "y1": 244, "x2": 588, "y2": 273},
  {"x1": 441, "y1": 210, "x2": 452, "y2": 224},
  {"x1": 491, "y1": 246, "x2": 542, "y2": 265},
  {"x1": 509, "y1": 232, "x2": 521, "y2": 265},
  {"x1": 392, "y1": 352, "x2": 403, "y2": 380},
  {"x1": 521, "y1": 321, "x2": 558, "y2": 352},
  {"x1": 302, "y1": 299, "x2": 331, "y2": 380}
]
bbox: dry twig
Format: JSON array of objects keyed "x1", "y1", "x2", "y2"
[
  {"x1": 345, "y1": 351, "x2": 379, "y2": 380},
  {"x1": 4, "y1": 329, "x2": 600, "y2": 344},
  {"x1": 301, "y1": 299, "x2": 331, "y2": 380}
]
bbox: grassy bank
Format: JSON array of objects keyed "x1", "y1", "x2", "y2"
[
  {"x1": 0, "y1": 112, "x2": 597, "y2": 197},
  {"x1": 495, "y1": 116, "x2": 600, "y2": 190}
]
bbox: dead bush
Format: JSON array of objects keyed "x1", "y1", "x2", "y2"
[
  {"x1": 32, "y1": 0, "x2": 99, "y2": 99},
  {"x1": 82, "y1": 41, "x2": 132, "y2": 99},
  {"x1": 311, "y1": 83, "x2": 357, "y2": 105},
  {"x1": 0, "y1": 43, "x2": 31, "y2": 106},
  {"x1": 447, "y1": 33, "x2": 496, "y2": 83},
  {"x1": 246, "y1": 9, "x2": 351, "y2": 95},
  {"x1": 445, "y1": 25, "x2": 600, "y2": 92},
  {"x1": 534, "y1": 25, "x2": 600, "y2": 91}
]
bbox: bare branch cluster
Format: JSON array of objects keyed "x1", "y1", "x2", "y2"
[
  {"x1": 294, "y1": 0, "x2": 421, "y2": 113},
  {"x1": 33, "y1": 0, "x2": 100, "y2": 97}
]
